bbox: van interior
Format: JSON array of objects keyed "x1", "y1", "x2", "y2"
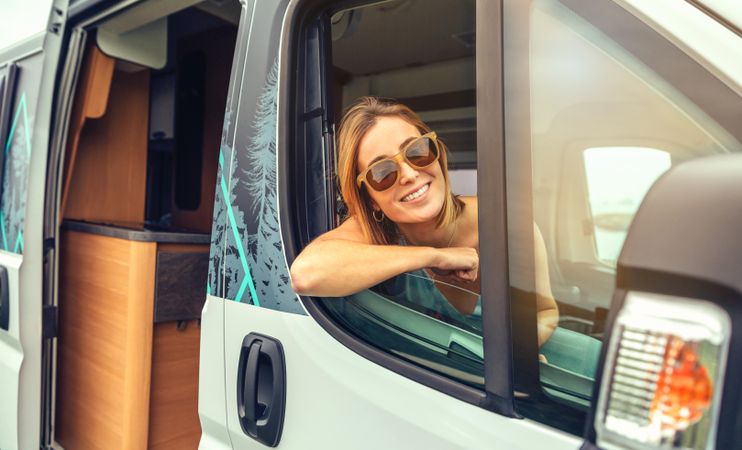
[
  {"x1": 331, "y1": 0, "x2": 477, "y2": 190},
  {"x1": 53, "y1": 1, "x2": 240, "y2": 448}
]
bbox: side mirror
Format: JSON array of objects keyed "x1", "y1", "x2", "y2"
[{"x1": 583, "y1": 154, "x2": 742, "y2": 450}]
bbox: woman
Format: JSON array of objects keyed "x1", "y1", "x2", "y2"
[{"x1": 290, "y1": 97, "x2": 557, "y2": 345}]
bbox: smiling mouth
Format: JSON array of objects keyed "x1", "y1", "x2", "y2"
[{"x1": 401, "y1": 183, "x2": 430, "y2": 202}]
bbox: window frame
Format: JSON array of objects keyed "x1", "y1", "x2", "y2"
[
  {"x1": 504, "y1": 0, "x2": 742, "y2": 438},
  {"x1": 501, "y1": 0, "x2": 589, "y2": 434},
  {"x1": 277, "y1": 0, "x2": 517, "y2": 415}
]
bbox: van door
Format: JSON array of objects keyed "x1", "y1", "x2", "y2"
[
  {"x1": 214, "y1": 0, "x2": 582, "y2": 449},
  {"x1": 0, "y1": 2, "x2": 68, "y2": 449},
  {"x1": 500, "y1": 0, "x2": 742, "y2": 440}
]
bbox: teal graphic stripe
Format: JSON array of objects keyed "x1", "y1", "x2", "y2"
[
  {"x1": 1, "y1": 93, "x2": 30, "y2": 253},
  {"x1": 219, "y1": 149, "x2": 260, "y2": 306},
  {"x1": 0, "y1": 210, "x2": 7, "y2": 251},
  {"x1": 4, "y1": 93, "x2": 28, "y2": 155},
  {"x1": 14, "y1": 232, "x2": 23, "y2": 253}
]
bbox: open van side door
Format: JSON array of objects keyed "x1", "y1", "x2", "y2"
[{"x1": 0, "y1": 1, "x2": 68, "y2": 449}]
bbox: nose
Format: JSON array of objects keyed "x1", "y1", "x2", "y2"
[{"x1": 397, "y1": 161, "x2": 419, "y2": 185}]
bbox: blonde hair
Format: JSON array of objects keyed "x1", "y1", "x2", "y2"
[{"x1": 336, "y1": 96, "x2": 464, "y2": 245}]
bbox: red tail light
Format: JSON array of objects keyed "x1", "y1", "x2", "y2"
[{"x1": 650, "y1": 338, "x2": 712, "y2": 431}]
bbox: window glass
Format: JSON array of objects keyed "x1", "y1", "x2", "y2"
[
  {"x1": 505, "y1": 0, "x2": 742, "y2": 434},
  {"x1": 307, "y1": 0, "x2": 481, "y2": 387},
  {"x1": 583, "y1": 147, "x2": 671, "y2": 265},
  {"x1": 323, "y1": 274, "x2": 484, "y2": 387}
]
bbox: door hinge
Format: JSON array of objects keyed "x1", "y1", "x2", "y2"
[{"x1": 42, "y1": 305, "x2": 58, "y2": 339}]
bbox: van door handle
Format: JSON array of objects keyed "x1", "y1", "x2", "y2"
[
  {"x1": 237, "y1": 333, "x2": 286, "y2": 447},
  {"x1": 243, "y1": 340, "x2": 261, "y2": 435},
  {"x1": 0, "y1": 267, "x2": 9, "y2": 330}
]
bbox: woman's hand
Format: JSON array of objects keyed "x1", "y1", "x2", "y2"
[{"x1": 430, "y1": 247, "x2": 479, "y2": 282}]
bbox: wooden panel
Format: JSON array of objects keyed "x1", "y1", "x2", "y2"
[
  {"x1": 56, "y1": 231, "x2": 156, "y2": 450},
  {"x1": 60, "y1": 45, "x2": 115, "y2": 221},
  {"x1": 171, "y1": 27, "x2": 236, "y2": 232},
  {"x1": 147, "y1": 320, "x2": 202, "y2": 449},
  {"x1": 123, "y1": 239, "x2": 157, "y2": 449},
  {"x1": 64, "y1": 67, "x2": 150, "y2": 224}
]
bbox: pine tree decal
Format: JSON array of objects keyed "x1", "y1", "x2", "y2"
[
  {"x1": 1, "y1": 93, "x2": 32, "y2": 254},
  {"x1": 222, "y1": 107, "x2": 259, "y2": 303},
  {"x1": 207, "y1": 109, "x2": 233, "y2": 297},
  {"x1": 243, "y1": 58, "x2": 300, "y2": 312}
]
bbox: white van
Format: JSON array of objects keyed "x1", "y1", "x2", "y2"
[{"x1": 0, "y1": 0, "x2": 740, "y2": 449}]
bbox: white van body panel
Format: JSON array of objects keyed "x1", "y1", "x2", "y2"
[
  {"x1": 199, "y1": 295, "x2": 234, "y2": 450},
  {"x1": 617, "y1": 0, "x2": 742, "y2": 95},
  {"x1": 0, "y1": 254, "x2": 26, "y2": 448},
  {"x1": 223, "y1": 302, "x2": 581, "y2": 449},
  {"x1": 0, "y1": 3, "x2": 64, "y2": 440}
]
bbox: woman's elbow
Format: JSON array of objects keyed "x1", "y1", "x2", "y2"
[{"x1": 289, "y1": 262, "x2": 312, "y2": 296}]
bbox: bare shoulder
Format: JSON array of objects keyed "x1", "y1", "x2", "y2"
[
  {"x1": 457, "y1": 195, "x2": 479, "y2": 246},
  {"x1": 459, "y1": 195, "x2": 478, "y2": 227},
  {"x1": 313, "y1": 215, "x2": 372, "y2": 245},
  {"x1": 459, "y1": 195, "x2": 478, "y2": 210}
]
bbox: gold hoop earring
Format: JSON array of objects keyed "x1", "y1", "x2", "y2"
[{"x1": 373, "y1": 209, "x2": 385, "y2": 222}]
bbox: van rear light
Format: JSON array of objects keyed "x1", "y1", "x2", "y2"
[{"x1": 596, "y1": 292, "x2": 730, "y2": 450}]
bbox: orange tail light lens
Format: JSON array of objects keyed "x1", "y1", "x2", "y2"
[
  {"x1": 596, "y1": 292, "x2": 730, "y2": 450},
  {"x1": 650, "y1": 338, "x2": 712, "y2": 431}
]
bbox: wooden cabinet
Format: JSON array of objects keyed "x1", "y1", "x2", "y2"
[
  {"x1": 54, "y1": 30, "x2": 234, "y2": 448},
  {"x1": 56, "y1": 225, "x2": 208, "y2": 449}
]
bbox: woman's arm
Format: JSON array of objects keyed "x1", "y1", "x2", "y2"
[
  {"x1": 290, "y1": 216, "x2": 478, "y2": 297},
  {"x1": 534, "y1": 223, "x2": 559, "y2": 346}
]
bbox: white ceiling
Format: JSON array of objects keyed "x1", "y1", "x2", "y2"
[{"x1": 332, "y1": 0, "x2": 475, "y2": 76}]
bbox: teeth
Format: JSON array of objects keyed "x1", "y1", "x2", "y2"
[{"x1": 402, "y1": 183, "x2": 429, "y2": 202}]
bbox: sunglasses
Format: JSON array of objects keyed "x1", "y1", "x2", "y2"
[{"x1": 356, "y1": 132, "x2": 441, "y2": 192}]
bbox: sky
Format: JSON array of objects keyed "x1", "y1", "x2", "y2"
[{"x1": 0, "y1": 0, "x2": 54, "y2": 52}]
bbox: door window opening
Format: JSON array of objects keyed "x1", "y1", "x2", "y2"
[{"x1": 583, "y1": 146, "x2": 671, "y2": 265}]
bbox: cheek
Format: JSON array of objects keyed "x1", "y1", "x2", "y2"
[
  {"x1": 428, "y1": 165, "x2": 447, "y2": 191},
  {"x1": 366, "y1": 189, "x2": 393, "y2": 210}
]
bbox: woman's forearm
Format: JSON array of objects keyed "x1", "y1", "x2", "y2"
[
  {"x1": 290, "y1": 239, "x2": 438, "y2": 297},
  {"x1": 537, "y1": 303, "x2": 559, "y2": 346}
]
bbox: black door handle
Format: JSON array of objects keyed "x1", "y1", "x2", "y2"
[
  {"x1": 0, "y1": 267, "x2": 9, "y2": 330},
  {"x1": 237, "y1": 333, "x2": 286, "y2": 447}
]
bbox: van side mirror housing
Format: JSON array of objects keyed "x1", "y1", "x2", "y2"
[{"x1": 583, "y1": 154, "x2": 742, "y2": 450}]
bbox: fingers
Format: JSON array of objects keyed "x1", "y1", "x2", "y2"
[
  {"x1": 431, "y1": 247, "x2": 479, "y2": 278},
  {"x1": 430, "y1": 267, "x2": 454, "y2": 276},
  {"x1": 455, "y1": 267, "x2": 478, "y2": 282}
]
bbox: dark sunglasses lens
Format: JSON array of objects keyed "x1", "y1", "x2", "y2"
[
  {"x1": 406, "y1": 137, "x2": 438, "y2": 168},
  {"x1": 368, "y1": 160, "x2": 398, "y2": 191}
]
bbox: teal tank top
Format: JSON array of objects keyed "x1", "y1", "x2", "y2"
[{"x1": 375, "y1": 237, "x2": 482, "y2": 332}]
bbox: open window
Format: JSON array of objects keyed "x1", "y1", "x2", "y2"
[
  {"x1": 52, "y1": 2, "x2": 240, "y2": 448},
  {"x1": 287, "y1": 0, "x2": 488, "y2": 398}
]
